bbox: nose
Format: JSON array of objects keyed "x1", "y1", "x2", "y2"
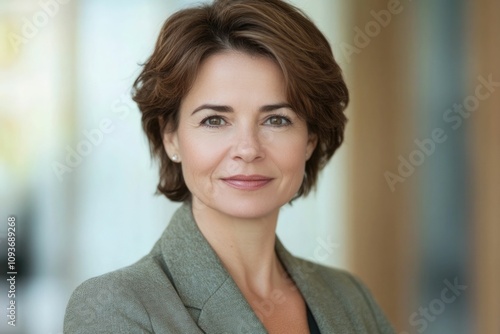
[{"x1": 231, "y1": 126, "x2": 265, "y2": 162}]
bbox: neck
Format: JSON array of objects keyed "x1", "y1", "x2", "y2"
[{"x1": 192, "y1": 200, "x2": 284, "y2": 297}]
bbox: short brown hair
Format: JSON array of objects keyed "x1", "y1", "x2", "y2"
[{"x1": 132, "y1": 0, "x2": 349, "y2": 202}]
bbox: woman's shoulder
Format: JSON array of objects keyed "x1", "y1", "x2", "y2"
[
  {"x1": 68, "y1": 252, "x2": 165, "y2": 296},
  {"x1": 282, "y1": 254, "x2": 395, "y2": 333},
  {"x1": 63, "y1": 252, "x2": 199, "y2": 333},
  {"x1": 63, "y1": 254, "x2": 155, "y2": 332}
]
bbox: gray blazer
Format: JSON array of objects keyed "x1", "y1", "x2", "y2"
[{"x1": 64, "y1": 203, "x2": 395, "y2": 333}]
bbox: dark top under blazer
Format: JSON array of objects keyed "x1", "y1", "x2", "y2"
[{"x1": 64, "y1": 203, "x2": 395, "y2": 333}]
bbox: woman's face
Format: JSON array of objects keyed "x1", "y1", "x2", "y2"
[{"x1": 163, "y1": 51, "x2": 317, "y2": 219}]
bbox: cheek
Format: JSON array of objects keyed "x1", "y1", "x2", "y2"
[
  {"x1": 268, "y1": 133, "x2": 308, "y2": 175},
  {"x1": 178, "y1": 132, "x2": 227, "y2": 181},
  {"x1": 283, "y1": 154, "x2": 307, "y2": 179},
  {"x1": 271, "y1": 141, "x2": 307, "y2": 198}
]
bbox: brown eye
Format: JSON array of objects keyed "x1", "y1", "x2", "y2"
[
  {"x1": 265, "y1": 116, "x2": 291, "y2": 127},
  {"x1": 202, "y1": 116, "x2": 226, "y2": 127}
]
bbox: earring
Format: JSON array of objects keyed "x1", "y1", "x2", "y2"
[{"x1": 171, "y1": 154, "x2": 179, "y2": 162}]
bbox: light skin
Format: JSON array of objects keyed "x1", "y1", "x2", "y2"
[{"x1": 163, "y1": 51, "x2": 317, "y2": 333}]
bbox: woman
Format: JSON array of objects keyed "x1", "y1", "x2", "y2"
[{"x1": 64, "y1": 0, "x2": 395, "y2": 333}]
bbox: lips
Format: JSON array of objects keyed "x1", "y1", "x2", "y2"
[{"x1": 221, "y1": 175, "x2": 273, "y2": 190}]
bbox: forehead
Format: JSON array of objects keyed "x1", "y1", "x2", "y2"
[
  {"x1": 198, "y1": 50, "x2": 281, "y2": 76},
  {"x1": 181, "y1": 51, "x2": 287, "y2": 109}
]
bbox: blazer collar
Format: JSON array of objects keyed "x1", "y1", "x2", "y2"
[{"x1": 157, "y1": 202, "x2": 354, "y2": 333}]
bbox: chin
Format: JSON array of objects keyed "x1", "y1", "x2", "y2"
[
  {"x1": 226, "y1": 195, "x2": 292, "y2": 218},
  {"x1": 195, "y1": 195, "x2": 285, "y2": 220}
]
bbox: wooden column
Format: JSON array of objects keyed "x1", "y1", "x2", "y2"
[
  {"x1": 344, "y1": 1, "x2": 418, "y2": 331},
  {"x1": 470, "y1": 1, "x2": 500, "y2": 333}
]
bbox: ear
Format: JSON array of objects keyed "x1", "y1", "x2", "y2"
[
  {"x1": 160, "y1": 119, "x2": 180, "y2": 161},
  {"x1": 305, "y1": 133, "x2": 318, "y2": 161}
]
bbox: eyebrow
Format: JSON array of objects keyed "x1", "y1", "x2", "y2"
[{"x1": 190, "y1": 103, "x2": 293, "y2": 115}]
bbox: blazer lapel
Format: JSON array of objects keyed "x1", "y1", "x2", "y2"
[
  {"x1": 275, "y1": 239, "x2": 359, "y2": 333},
  {"x1": 196, "y1": 277, "x2": 267, "y2": 333},
  {"x1": 158, "y1": 203, "x2": 267, "y2": 333}
]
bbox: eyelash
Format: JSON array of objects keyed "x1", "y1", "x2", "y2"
[{"x1": 200, "y1": 114, "x2": 293, "y2": 128}]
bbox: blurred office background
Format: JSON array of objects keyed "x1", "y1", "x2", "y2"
[{"x1": 0, "y1": 0, "x2": 498, "y2": 333}]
